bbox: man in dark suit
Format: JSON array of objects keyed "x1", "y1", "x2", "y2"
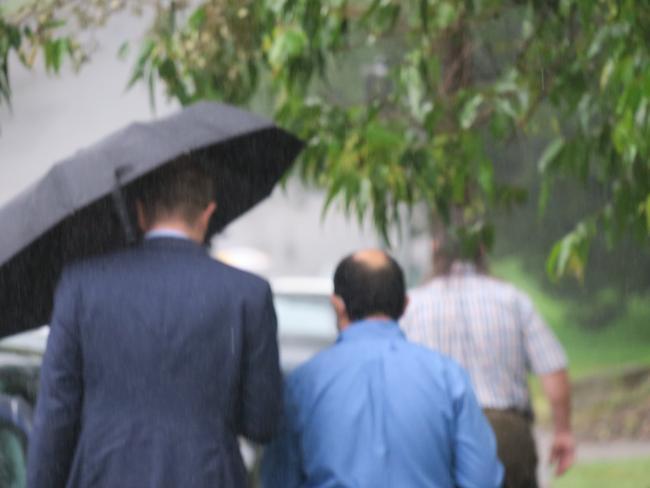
[{"x1": 27, "y1": 160, "x2": 283, "y2": 488}]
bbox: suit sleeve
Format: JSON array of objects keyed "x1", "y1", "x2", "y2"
[
  {"x1": 450, "y1": 366, "x2": 504, "y2": 488},
  {"x1": 27, "y1": 268, "x2": 83, "y2": 488},
  {"x1": 238, "y1": 282, "x2": 283, "y2": 442}
]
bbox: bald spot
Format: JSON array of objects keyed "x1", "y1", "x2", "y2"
[{"x1": 351, "y1": 249, "x2": 390, "y2": 270}]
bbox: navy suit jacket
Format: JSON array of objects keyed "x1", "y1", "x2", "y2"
[{"x1": 27, "y1": 237, "x2": 283, "y2": 488}]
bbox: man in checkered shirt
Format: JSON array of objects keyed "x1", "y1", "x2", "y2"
[{"x1": 401, "y1": 235, "x2": 575, "y2": 488}]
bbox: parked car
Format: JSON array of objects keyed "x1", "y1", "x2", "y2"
[
  {"x1": 271, "y1": 276, "x2": 337, "y2": 372},
  {"x1": 0, "y1": 334, "x2": 41, "y2": 488}
]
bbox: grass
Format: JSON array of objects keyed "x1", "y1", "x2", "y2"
[
  {"x1": 492, "y1": 259, "x2": 650, "y2": 379},
  {"x1": 551, "y1": 457, "x2": 650, "y2": 488},
  {"x1": 492, "y1": 259, "x2": 650, "y2": 435}
]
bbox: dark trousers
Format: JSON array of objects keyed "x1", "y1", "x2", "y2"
[{"x1": 483, "y1": 409, "x2": 538, "y2": 488}]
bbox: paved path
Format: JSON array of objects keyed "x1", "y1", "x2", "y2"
[{"x1": 535, "y1": 429, "x2": 650, "y2": 487}]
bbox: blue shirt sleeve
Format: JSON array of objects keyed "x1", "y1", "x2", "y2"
[
  {"x1": 450, "y1": 365, "x2": 504, "y2": 488},
  {"x1": 261, "y1": 378, "x2": 304, "y2": 488}
]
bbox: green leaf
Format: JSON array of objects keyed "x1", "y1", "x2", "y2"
[
  {"x1": 546, "y1": 220, "x2": 596, "y2": 282},
  {"x1": 117, "y1": 41, "x2": 130, "y2": 60},
  {"x1": 0, "y1": 68, "x2": 11, "y2": 107},
  {"x1": 460, "y1": 94, "x2": 484, "y2": 130},
  {"x1": 419, "y1": 0, "x2": 429, "y2": 32},
  {"x1": 477, "y1": 159, "x2": 494, "y2": 199},
  {"x1": 600, "y1": 58, "x2": 615, "y2": 89},
  {"x1": 451, "y1": 169, "x2": 467, "y2": 204},
  {"x1": 577, "y1": 94, "x2": 592, "y2": 132},
  {"x1": 537, "y1": 138, "x2": 565, "y2": 173},
  {"x1": 365, "y1": 122, "x2": 404, "y2": 153},
  {"x1": 268, "y1": 0, "x2": 289, "y2": 14},
  {"x1": 634, "y1": 97, "x2": 648, "y2": 128},
  {"x1": 268, "y1": 26, "x2": 308, "y2": 69},
  {"x1": 146, "y1": 63, "x2": 157, "y2": 111},
  {"x1": 436, "y1": 2, "x2": 459, "y2": 29},
  {"x1": 321, "y1": 177, "x2": 344, "y2": 218},
  {"x1": 41, "y1": 19, "x2": 66, "y2": 31},
  {"x1": 188, "y1": 6, "x2": 206, "y2": 30},
  {"x1": 587, "y1": 26, "x2": 607, "y2": 59},
  {"x1": 546, "y1": 241, "x2": 562, "y2": 282},
  {"x1": 401, "y1": 54, "x2": 429, "y2": 122},
  {"x1": 645, "y1": 194, "x2": 650, "y2": 233},
  {"x1": 43, "y1": 38, "x2": 70, "y2": 73},
  {"x1": 126, "y1": 38, "x2": 155, "y2": 90},
  {"x1": 559, "y1": 0, "x2": 574, "y2": 17},
  {"x1": 538, "y1": 178, "x2": 551, "y2": 216}
]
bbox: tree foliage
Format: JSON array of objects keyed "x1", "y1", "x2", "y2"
[
  {"x1": 0, "y1": 0, "x2": 98, "y2": 106},
  {"x1": 1, "y1": 0, "x2": 649, "y2": 281}
]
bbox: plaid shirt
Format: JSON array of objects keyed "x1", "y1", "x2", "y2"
[{"x1": 401, "y1": 263, "x2": 567, "y2": 411}]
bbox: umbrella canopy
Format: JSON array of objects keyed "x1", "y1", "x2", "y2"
[{"x1": 0, "y1": 101, "x2": 303, "y2": 337}]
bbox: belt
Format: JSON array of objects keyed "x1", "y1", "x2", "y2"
[{"x1": 483, "y1": 407, "x2": 534, "y2": 422}]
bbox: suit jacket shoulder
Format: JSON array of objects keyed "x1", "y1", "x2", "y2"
[{"x1": 211, "y1": 259, "x2": 271, "y2": 295}]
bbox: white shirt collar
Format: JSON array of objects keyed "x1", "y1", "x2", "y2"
[
  {"x1": 145, "y1": 228, "x2": 192, "y2": 240},
  {"x1": 450, "y1": 261, "x2": 477, "y2": 276}
]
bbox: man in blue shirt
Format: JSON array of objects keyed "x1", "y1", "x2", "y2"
[{"x1": 262, "y1": 249, "x2": 503, "y2": 488}]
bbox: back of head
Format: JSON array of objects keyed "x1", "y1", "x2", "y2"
[
  {"x1": 431, "y1": 217, "x2": 488, "y2": 276},
  {"x1": 136, "y1": 155, "x2": 214, "y2": 226},
  {"x1": 333, "y1": 250, "x2": 406, "y2": 322}
]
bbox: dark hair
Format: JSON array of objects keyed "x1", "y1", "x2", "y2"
[
  {"x1": 137, "y1": 155, "x2": 214, "y2": 224},
  {"x1": 430, "y1": 216, "x2": 488, "y2": 276},
  {"x1": 333, "y1": 251, "x2": 406, "y2": 322}
]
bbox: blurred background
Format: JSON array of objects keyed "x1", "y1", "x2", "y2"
[{"x1": 1, "y1": 4, "x2": 649, "y2": 487}]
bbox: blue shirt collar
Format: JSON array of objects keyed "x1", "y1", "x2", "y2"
[
  {"x1": 337, "y1": 318, "x2": 404, "y2": 343},
  {"x1": 145, "y1": 228, "x2": 192, "y2": 241}
]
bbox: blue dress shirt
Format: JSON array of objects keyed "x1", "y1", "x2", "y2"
[{"x1": 262, "y1": 319, "x2": 503, "y2": 488}]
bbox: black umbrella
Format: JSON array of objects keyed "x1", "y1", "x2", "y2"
[{"x1": 0, "y1": 101, "x2": 303, "y2": 337}]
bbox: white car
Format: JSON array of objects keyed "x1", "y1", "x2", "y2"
[
  {"x1": 271, "y1": 276, "x2": 337, "y2": 372},
  {"x1": 0, "y1": 326, "x2": 49, "y2": 360},
  {"x1": 0, "y1": 277, "x2": 337, "y2": 372},
  {"x1": 0, "y1": 329, "x2": 43, "y2": 487}
]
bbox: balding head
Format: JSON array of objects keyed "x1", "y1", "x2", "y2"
[
  {"x1": 352, "y1": 248, "x2": 391, "y2": 269},
  {"x1": 333, "y1": 249, "x2": 407, "y2": 324}
]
